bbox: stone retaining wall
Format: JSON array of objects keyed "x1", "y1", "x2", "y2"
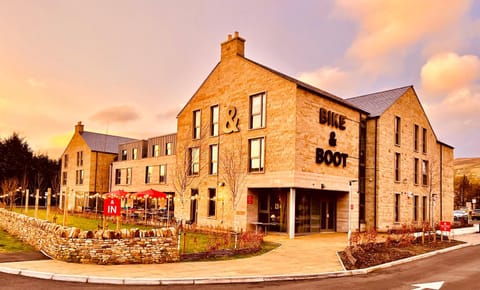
[{"x1": 0, "y1": 209, "x2": 179, "y2": 264}]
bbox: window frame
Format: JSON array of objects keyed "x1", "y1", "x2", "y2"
[
  {"x1": 414, "y1": 195, "x2": 419, "y2": 221},
  {"x1": 249, "y1": 92, "x2": 266, "y2": 130},
  {"x1": 132, "y1": 148, "x2": 138, "y2": 160},
  {"x1": 249, "y1": 137, "x2": 265, "y2": 173},
  {"x1": 166, "y1": 142, "x2": 173, "y2": 155},
  {"x1": 159, "y1": 164, "x2": 167, "y2": 184},
  {"x1": 64, "y1": 154, "x2": 68, "y2": 168},
  {"x1": 394, "y1": 116, "x2": 401, "y2": 146},
  {"x1": 422, "y1": 128, "x2": 427, "y2": 154},
  {"x1": 422, "y1": 160, "x2": 429, "y2": 186},
  {"x1": 394, "y1": 152, "x2": 401, "y2": 182},
  {"x1": 145, "y1": 166, "x2": 153, "y2": 184},
  {"x1": 210, "y1": 105, "x2": 219, "y2": 137},
  {"x1": 62, "y1": 172, "x2": 67, "y2": 185},
  {"x1": 153, "y1": 144, "x2": 160, "y2": 157},
  {"x1": 115, "y1": 169, "x2": 121, "y2": 185},
  {"x1": 189, "y1": 147, "x2": 200, "y2": 176},
  {"x1": 414, "y1": 124, "x2": 419, "y2": 152},
  {"x1": 414, "y1": 158, "x2": 419, "y2": 185},
  {"x1": 121, "y1": 150, "x2": 128, "y2": 161},
  {"x1": 193, "y1": 110, "x2": 201, "y2": 139},
  {"x1": 208, "y1": 188, "x2": 216, "y2": 217},
  {"x1": 209, "y1": 144, "x2": 218, "y2": 175},
  {"x1": 126, "y1": 168, "x2": 132, "y2": 185},
  {"x1": 394, "y1": 193, "x2": 400, "y2": 222}
]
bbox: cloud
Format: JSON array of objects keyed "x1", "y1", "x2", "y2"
[
  {"x1": 421, "y1": 52, "x2": 480, "y2": 96},
  {"x1": 334, "y1": 0, "x2": 471, "y2": 74},
  {"x1": 26, "y1": 78, "x2": 47, "y2": 88},
  {"x1": 156, "y1": 106, "x2": 181, "y2": 120},
  {"x1": 90, "y1": 105, "x2": 139, "y2": 123},
  {"x1": 297, "y1": 66, "x2": 358, "y2": 96}
]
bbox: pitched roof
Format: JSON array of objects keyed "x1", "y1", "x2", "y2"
[
  {"x1": 243, "y1": 58, "x2": 366, "y2": 113},
  {"x1": 346, "y1": 86, "x2": 411, "y2": 117},
  {"x1": 81, "y1": 132, "x2": 137, "y2": 154}
]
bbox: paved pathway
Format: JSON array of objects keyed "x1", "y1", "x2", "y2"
[{"x1": 0, "y1": 229, "x2": 478, "y2": 285}]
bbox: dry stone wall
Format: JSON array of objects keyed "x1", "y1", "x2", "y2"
[{"x1": 0, "y1": 209, "x2": 179, "y2": 264}]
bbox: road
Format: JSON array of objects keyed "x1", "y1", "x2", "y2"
[{"x1": 0, "y1": 245, "x2": 479, "y2": 290}]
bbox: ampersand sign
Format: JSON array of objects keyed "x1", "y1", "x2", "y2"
[{"x1": 223, "y1": 106, "x2": 240, "y2": 134}]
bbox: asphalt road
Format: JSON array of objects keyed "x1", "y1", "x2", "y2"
[{"x1": 0, "y1": 245, "x2": 479, "y2": 290}]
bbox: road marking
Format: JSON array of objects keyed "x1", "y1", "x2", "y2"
[{"x1": 411, "y1": 281, "x2": 444, "y2": 290}]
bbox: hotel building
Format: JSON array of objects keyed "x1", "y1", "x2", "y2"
[{"x1": 62, "y1": 32, "x2": 454, "y2": 237}]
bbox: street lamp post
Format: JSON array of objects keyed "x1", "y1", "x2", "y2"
[{"x1": 348, "y1": 180, "x2": 358, "y2": 246}]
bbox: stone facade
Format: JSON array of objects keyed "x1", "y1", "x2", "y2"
[
  {"x1": 360, "y1": 87, "x2": 454, "y2": 231},
  {"x1": 0, "y1": 209, "x2": 179, "y2": 264},
  {"x1": 60, "y1": 122, "x2": 136, "y2": 211}
]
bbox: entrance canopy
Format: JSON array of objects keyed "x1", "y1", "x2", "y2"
[{"x1": 131, "y1": 188, "x2": 167, "y2": 200}]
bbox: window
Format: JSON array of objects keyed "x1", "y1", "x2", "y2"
[
  {"x1": 159, "y1": 164, "x2": 167, "y2": 184},
  {"x1": 153, "y1": 144, "x2": 159, "y2": 157},
  {"x1": 394, "y1": 116, "x2": 401, "y2": 146},
  {"x1": 62, "y1": 172, "x2": 67, "y2": 185},
  {"x1": 394, "y1": 193, "x2": 400, "y2": 222},
  {"x1": 211, "y1": 105, "x2": 219, "y2": 137},
  {"x1": 414, "y1": 195, "x2": 419, "y2": 221},
  {"x1": 209, "y1": 144, "x2": 218, "y2": 175},
  {"x1": 121, "y1": 150, "x2": 127, "y2": 161},
  {"x1": 422, "y1": 160, "x2": 429, "y2": 185},
  {"x1": 115, "y1": 169, "x2": 121, "y2": 185},
  {"x1": 76, "y1": 151, "x2": 83, "y2": 166},
  {"x1": 189, "y1": 147, "x2": 200, "y2": 175},
  {"x1": 395, "y1": 152, "x2": 401, "y2": 182},
  {"x1": 132, "y1": 148, "x2": 138, "y2": 160},
  {"x1": 166, "y1": 142, "x2": 173, "y2": 155},
  {"x1": 63, "y1": 154, "x2": 68, "y2": 168},
  {"x1": 414, "y1": 124, "x2": 419, "y2": 151},
  {"x1": 126, "y1": 168, "x2": 132, "y2": 185},
  {"x1": 422, "y1": 196, "x2": 427, "y2": 221},
  {"x1": 193, "y1": 110, "x2": 201, "y2": 139},
  {"x1": 75, "y1": 170, "x2": 84, "y2": 185},
  {"x1": 249, "y1": 137, "x2": 265, "y2": 172},
  {"x1": 208, "y1": 188, "x2": 216, "y2": 217},
  {"x1": 145, "y1": 166, "x2": 153, "y2": 183},
  {"x1": 250, "y1": 92, "x2": 266, "y2": 129},
  {"x1": 414, "y1": 158, "x2": 419, "y2": 185},
  {"x1": 422, "y1": 128, "x2": 427, "y2": 153}
]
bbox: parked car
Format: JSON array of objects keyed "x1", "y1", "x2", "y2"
[
  {"x1": 471, "y1": 209, "x2": 480, "y2": 221},
  {"x1": 454, "y1": 210, "x2": 468, "y2": 220}
]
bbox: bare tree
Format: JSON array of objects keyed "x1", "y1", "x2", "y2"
[
  {"x1": 172, "y1": 149, "x2": 195, "y2": 224},
  {"x1": 51, "y1": 172, "x2": 61, "y2": 207},
  {"x1": 220, "y1": 136, "x2": 246, "y2": 232},
  {"x1": 1, "y1": 177, "x2": 19, "y2": 210}
]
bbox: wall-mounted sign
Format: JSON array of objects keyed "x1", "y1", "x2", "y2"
[
  {"x1": 223, "y1": 106, "x2": 240, "y2": 134},
  {"x1": 319, "y1": 108, "x2": 346, "y2": 130},
  {"x1": 247, "y1": 195, "x2": 253, "y2": 205},
  {"x1": 316, "y1": 148, "x2": 348, "y2": 167}
]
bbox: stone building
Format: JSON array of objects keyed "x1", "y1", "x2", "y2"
[
  {"x1": 60, "y1": 32, "x2": 454, "y2": 237},
  {"x1": 110, "y1": 134, "x2": 177, "y2": 205},
  {"x1": 60, "y1": 122, "x2": 136, "y2": 211},
  {"x1": 348, "y1": 87, "x2": 454, "y2": 231},
  {"x1": 174, "y1": 32, "x2": 453, "y2": 237}
]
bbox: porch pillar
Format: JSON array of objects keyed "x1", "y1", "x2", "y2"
[{"x1": 288, "y1": 188, "x2": 296, "y2": 239}]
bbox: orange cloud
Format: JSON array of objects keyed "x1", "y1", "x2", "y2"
[
  {"x1": 335, "y1": 0, "x2": 471, "y2": 73},
  {"x1": 421, "y1": 52, "x2": 480, "y2": 95},
  {"x1": 90, "y1": 105, "x2": 139, "y2": 123}
]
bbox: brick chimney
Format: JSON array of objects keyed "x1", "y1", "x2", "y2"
[
  {"x1": 75, "y1": 121, "x2": 84, "y2": 134},
  {"x1": 221, "y1": 31, "x2": 245, "y2": 60}
]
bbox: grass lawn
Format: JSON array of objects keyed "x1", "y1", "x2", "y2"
[
  {"x1": 5, "y1": 207, "x2": 279, "y2": 256},
  {"x1": 0, "y1": 230, "x2": 35, "y2": 253}
]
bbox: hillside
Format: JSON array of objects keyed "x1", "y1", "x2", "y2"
[{"x1": 454, "y1": 158, "x2": 480, "y2": 184}]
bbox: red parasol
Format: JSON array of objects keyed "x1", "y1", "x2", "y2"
[
  {"x1": 104, "y1": 189, "x2": 130, "y2": 199},
  {"x1": 132, "y1": 188, "x2": 167, "y2": 199}
]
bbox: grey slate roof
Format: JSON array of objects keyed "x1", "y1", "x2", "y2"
[
  {"x1": 346, "y1": 86, "x2": 411, "y2": 117},
  {"x1": 81, "y1": 132, "x2": 137, "y2": 154}
]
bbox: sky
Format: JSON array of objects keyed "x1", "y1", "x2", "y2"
[{"x1": 0, "y1": 0, "x2": 479, "y2": 159}]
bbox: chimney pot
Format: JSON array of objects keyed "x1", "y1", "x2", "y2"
[
  {"x1": 234, "y1": 31, "x2": 239, "y2": 38},
  {"x1": 227, "y1": 34, "x2": 232, "y2": 41},
  {"x1": 221, "y1": 31, "x2": 245, "y2": 60}
]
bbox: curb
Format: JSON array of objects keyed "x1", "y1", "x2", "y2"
[{"x1": 0, "y1": 235, "x2": 477, "y2": 285}]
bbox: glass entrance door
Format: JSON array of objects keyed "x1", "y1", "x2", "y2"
[{"x1": 296, "y1": 190, "x2": 336, "y2": 233}]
